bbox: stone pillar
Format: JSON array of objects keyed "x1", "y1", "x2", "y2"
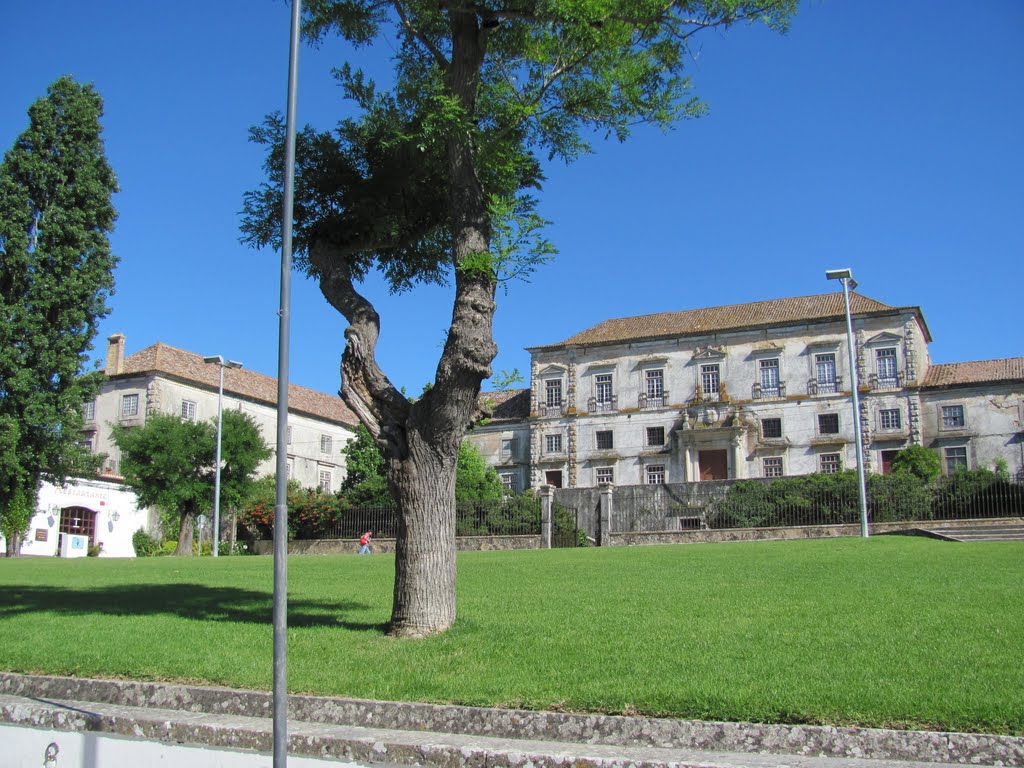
[
  {"x1": 731, "y1": 435, "x2": 744, "y2": 479},
  {"x1": 599, "y1": 484, "x2": 614, "y2": 547},
  {"x1": 539, "y1": 484, "x2": 553, "y2": 549}
]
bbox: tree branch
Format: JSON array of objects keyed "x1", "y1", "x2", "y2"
[{"x1": 391, "y1": 0, "x2": 450, "y2": 70}]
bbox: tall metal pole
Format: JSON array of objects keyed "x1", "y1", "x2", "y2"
[
  {"x1": 274, "y1": 0, "x2": 302, "y2": 764},
  {"x1": 840, "y1": 279, "x2": 870, "y2": 538},
  {"x1": 212, "y1": 364, "x2": 225, "y2": 557}
]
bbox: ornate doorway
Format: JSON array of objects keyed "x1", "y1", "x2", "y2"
[{"x1": 699, "y1": 449, "x2": 728, "y2": 480}]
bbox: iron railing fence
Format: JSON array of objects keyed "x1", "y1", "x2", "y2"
[
  {"x1": 291, "y1": 497, "x2": 544, "y2": 540},
  {"x1": 611, "y1": 472, "x2": 1024, "y2": 533}
]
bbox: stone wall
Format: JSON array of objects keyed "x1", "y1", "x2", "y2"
[{"x1": 251, "y1": 535, "x2": 541, "y2": 556}]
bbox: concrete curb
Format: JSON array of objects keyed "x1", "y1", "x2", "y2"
[{"x1": 1, "y1": 673, "x2": 1020, "y2": 767}]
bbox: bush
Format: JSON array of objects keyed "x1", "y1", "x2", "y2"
[
  {"x1": 87, "y1": 542, "x2": 103, "y2": 557},
  {"x1": 891, "y1": 445, "x2": 942, "y2": 482},
  {"x1": 159, "y1": 540, "x2": 178, "y2": 556},
  {"x1": 132, "y1": 529, "x2": 161, "y2": 557}
]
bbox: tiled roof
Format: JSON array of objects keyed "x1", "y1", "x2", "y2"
[
  {"x1": 531, "y1": 292, "x2": 915, "y2": 349},
  {"x1": 118, "y1": 343, "x2": 359, "y2": 427},
  {"x1": 479, "y1": 389, "x2": 530, "y2": 421},
  {"x1": 921, "y1": 358, "x2": 1024, "y2": 388}
]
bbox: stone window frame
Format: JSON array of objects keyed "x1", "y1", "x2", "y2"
[
  {"x1": 181, "y1": 399, "x2": 198, "y2": 422},
  {"x1": 317, "y1": 468, "x2": 332, "y2": 491},
  {"x1": 763, "y1": 456, "x2": 784, "y2": 478},
  {"x1": 646, "y1": 426, "x2": 666, "y2": 447},
  {"x1": 500, "y1": 472, "x2": 519, "y2": 493},
  {"x1": 121, "y1": 393, "x2": 139, "y2": 418},
  {"x1": 878, "y1": 407, "x2": 902, "y2": 431},
  {"x1": 595, "y1": 430, "x2": 614, "y2": 450},
  {"x1": 83, "y1": 400, "x2": 96, "y2": 422},
  {"x1": 944, "y1": 446, "x2": 968, "y2": 474},
  {"x1": 818, "y1": 412, "x2": 840, "y2": 435},
  {"x1": 544, "y1": 433, "x2": 563, "y2": 454},
  {"x1": 761, "y1": 417, "x2": 783, "y2": 440},
  {"x1": 819, "y1": 453, "x2": 842, "y2": 474},
  {"x1": 595, "y1": 466, "x2": 614, "y2": 485},
  {"x1": 940, "y1": 404, "x2": 965, "y2": 430},
  {"x1": 645, "y1": 463, "x2": 666, "y2": 485},
  {"x1": 320, "y1": 434, "x2": 333, "y2": 454}
]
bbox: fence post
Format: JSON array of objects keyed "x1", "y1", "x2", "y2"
[
  {"x1": 540, "y1": 485, "x2": 553, "y2": 549},
  {"x1": 599, "y1": 484, "x2": 614, "y2": 546}
]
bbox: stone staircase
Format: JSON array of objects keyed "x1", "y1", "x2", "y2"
[{"x1": 915, "y1": 523, "x2": 1024, "y2": 542}]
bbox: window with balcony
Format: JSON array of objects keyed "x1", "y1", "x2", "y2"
[
  {"x1": 595, "y1": 430, "x2": 613, "y2": 450},
  {"x1": 545, "y1": 433, "x2": 563, "y2": 454},
  {"x1": 761, "y1": 418, "x2": 783, "y2": 440},
  {"x1": 545, "y1": 378, "x2": 563, "y2": 408},
  {"x1": 642, "y1": 369, "x2": 665, "y2": 408},
  {"x1": 763, "y1": 456, "x2": 783, "y2": 478},
  {"x1": 646, "y1": 426, "x2": 665, "y2": 447},
  {"x1": 700, "y1": 364, "x2": 720, "y2": 401},
  {"x1": 645, "y1": 464, "x2": 665, "y2": 485},
  {"x1": 758, "y1": 359, "x2": 781, "y2": 398},
  {"x1": 594, "y1": 373, "x2": 614, "y2": 411},
  {"x1": 320, "y1": 434, "x2": 333, "y2": 454},
  {"x1": 121, "y1": 393, "x2": 139, "y2": 418},
  {"x1": 941, "y1": 404, "x2": 965, "y2": 429},
  {"x1": 596, "y1": 467, "x2": 614, "y2": 485},
  {"x1": 944, "y1": 446, "x2": 968, "y2": 473},
  {"x1": 818, "y1": 413, "x2": 840, "y2": 434},
  {"x1": 814, "y1": 353, "x2": 837, "y2": 394},
  {"x1": 181, "y1": 400, "x2": 197, "y2": 422},
  {"x1": 819, "y1": 453, "x2": 841, "y2": 474},
  {"x1": 879, "y1": 408, "x2": 902, "y2": 430},
  {"x1": 875, "y1": 348, "x2": 900, "y2": 388}
]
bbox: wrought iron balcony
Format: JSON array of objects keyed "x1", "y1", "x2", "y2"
[
  {"x1": 807, "y1": 376, "x2": 842, "y2": 396},
  {"x1": 638, "y1": 391, "x2": 668, "y2": 410},
  {"x1": 752, "y1": 381, "x2": 787, "y2": 400},
  {"x1": 587, "y1": 395, "x2": 618, "y2": 413},
  {"x1": 869, "y1": 372, "x2": 902, "y2": 391}
]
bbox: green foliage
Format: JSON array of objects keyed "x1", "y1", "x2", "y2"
[
  {"x1": 340, "y1": 424, "x2": 394, "y2": 506},
  {"x1": 0, "y1": 77, "x2": 118, "y2": 553},
  {"x1": 455, "y1": 441, "x2": 504, "y2": 504},
  {"x1": 131, "y1": 528, "x2": 162, "y2": 558},
  {"x1": 890, "y1": 445, "x2": 942, "y2": 482},
  {"x1": 87, "y1": 542, "x2": 103, "y2": 557}
]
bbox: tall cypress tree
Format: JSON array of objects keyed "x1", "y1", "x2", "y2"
[{"x1": 0, "y1": 77, "x2": 118, "y2": 555}]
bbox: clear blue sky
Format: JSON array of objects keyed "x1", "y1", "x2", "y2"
[{"x1": 2, "y1": 1, "x2": 1022, "y2": 398}]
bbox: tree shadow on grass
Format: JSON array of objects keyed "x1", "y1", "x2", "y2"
[{"x1": 0, "y1": 583, "x2": 389, "y2": 632}]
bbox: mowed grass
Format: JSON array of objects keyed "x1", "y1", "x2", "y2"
[{"x1": 1, "y1": 537, "x2": 1021, "y2": 734}]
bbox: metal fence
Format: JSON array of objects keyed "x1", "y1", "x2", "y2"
[{"x1": 612, "y1": 472, "x2": 1024, "y2": 533}]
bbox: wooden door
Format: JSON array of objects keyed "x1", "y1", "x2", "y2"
[{"x1": 699, "y1": 449, "x2": 728, "y2": 480}]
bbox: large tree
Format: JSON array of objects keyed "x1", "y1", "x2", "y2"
[
  {"x1": 0, "y1": 77, "x2": 118, "y2": 555},
  {"x1": 113, "y1": 411, "x2": 271, "y2": 555},
  {"x1": 243, "y1": 0, "x2": 797, "y2": 635}
]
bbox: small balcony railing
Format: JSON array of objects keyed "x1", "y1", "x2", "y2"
[
  {"x1": 538, "y1": 401, "x2": 566, "y2": 417},
  {"x1": 807, "y1": 376, "x2": 842, "y2": 396},
  {"x1": 869, "y1": 372, "x2": 902, "y2": 391},
  {"x1": 588, "y1": 395, "x2": 618, "y2": 413},
  {"x1": 638, "y1": 391, "x2": 668, "y2": 409},
  {"x1": 752, "y1": 381, "x2": 787, "y2": 400}
]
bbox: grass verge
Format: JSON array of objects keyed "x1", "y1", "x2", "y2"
[{"x1": 0, "y1": 537, "x2": 1020, "y2": 734}]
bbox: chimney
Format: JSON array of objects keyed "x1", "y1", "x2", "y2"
[{"x1": 105, "y1": 333, "x2": 126, "y2": 375}]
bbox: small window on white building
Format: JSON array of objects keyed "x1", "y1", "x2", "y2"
[
  {"x1": 286, "y1": 458, "x2": 293, "y2": 479},
  {"x1": 646, "y1": 426, "x2": 665, "y2": 447},
  {"x1": 80, "y1": 436, "x2": 94, "y2": 452},
  {"x1": 879, "y1": 408, "x2": 901, "y2": 430},
  {"x1": 500, "y1": 472, "x2": 519, "y2": 493},
  {"x1": 944, "y1": 446, "x2": 968, "y2": 474},
  {"x1": 761, "y1": 418, "x2": 783, "y2": 439},
  {"x1": 595, "y1": 430, "x2": 613, "y2": 450},
  {"x1": 700, "y1": 364, "x2": 720, "y2": 400},
  {"x1": 818, "y1": 413, "x2": 840, "y2": 434},
  {"x1": 545, "y1": 433, "x2": 563, "y2": 454},
  {"x1": 941, "y1": 404, "x2": 965, "y2": 429},
  {"x1": 763, "y1": 456, "x2": 783, "y2": 478},
  {"x1": 819, "y1": 453, "x2": 841, "y2": 474},
  {"x1": 287, "y1": 425, "x2": 292, "y2": 445},
  {"x1": 83, "y1": 400, "x2": 96, "y2": 422},
  {"x1": 181, "y1": 400, "x2": 197, "y2": 422},
  {"x1": 320, "y1": 434, "x2": 333, "y2": 454},
  {"x1": 646, "y1": 464, "x2": 666, "y2": 485},
  {"x1": 318, "y1": 468, "x2": 333, "y2": 492},
  {"x1": 121, "y1": 393, "x2": 139, "y2": 418},
  {"x1": 596, "y1": 467, "x2": 614, "y2": 485}
]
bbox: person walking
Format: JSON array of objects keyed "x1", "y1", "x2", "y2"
[{"x1": 358, "y1": 531, "x2": 373, "y2": 555}]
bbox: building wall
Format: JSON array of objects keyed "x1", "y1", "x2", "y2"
[
  {"x1": 465, "y1": 421, "x2": 531, "y2": 494},
  {"x1": 919, "y1": 384, "x2": 1023, "y2": 476}
]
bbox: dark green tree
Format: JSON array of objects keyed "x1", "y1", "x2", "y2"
[
  {"x1": 243, "y1": 0, "x2": 797, "y2": 635},
  {"x1": 0, "y1": 77, "x2": 118, "y2": 555},
  {"x1": 341, "y1": 423, "x2": 393, "y2": 505},
  {"x1": 455, "y1": 441, "x2": 504, "y2": 505},
  {"x1": 891, "y1": 445, "x2": 942, "y2": 483},
  {"x1": 113, "y1": 411, "x2": 270, "y2": 555}
]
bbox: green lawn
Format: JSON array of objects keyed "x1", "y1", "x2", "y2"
[{"x1": 1, "y1": 537, "x2": 1021, "y2": 734}]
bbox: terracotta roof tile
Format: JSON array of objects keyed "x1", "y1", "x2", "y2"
[
  {"x1": 479, "y1": 389, "x2": 530, "y2": 421},
  {"x1": 118, "y1": 343, "x2": 359, "y2": 427},
  {"x1": 920, "y1": 358, "x2": 1024, "y2": 388},
  {"x1": 531, "y1": 292, "x2": 908, "y2": 349}
]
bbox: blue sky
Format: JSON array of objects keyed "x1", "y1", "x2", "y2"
[{"x1": 2, "y1": 1, "x2": 1022, "y2": 398}]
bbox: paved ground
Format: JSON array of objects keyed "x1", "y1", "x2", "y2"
[
  {"x1": 1, "y1": 673, "x2": 1021, "y2": 767},
  {"x1": 916, "y1": 523, "x2": 1024, "y2": 542}
]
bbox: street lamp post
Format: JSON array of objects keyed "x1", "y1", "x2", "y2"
[
  {"x1": 825, "y1": 268, "x2": 869, "y2": 538},
  {"x1": 203, "y1": 355, "x2": 243, "y2": 557}
]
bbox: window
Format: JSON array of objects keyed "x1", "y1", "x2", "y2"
[
  {"x1": 646, "y1": 426, "x2": 665, "y2": 446},
  {"x1": 181, "y1": 400, "x2": 197, "y2": 422},
  {"x1": 545, "y1": 378, "x2": 563, "y2": 408},
  {"x1": 941, "y1": 404, "x2": 965, "y2": 428},
  {"x1": 761, "y1": 418, "x2": 783, "y2": 439},
  {"x1": 286, "y1": 459, "x2": 293, "y2": 479},
  {"x1": 879, "y1": 408, "x2": 902, "y2": 430},
  {"x1": 815, "y1": 353, "x2": 837, "y2": 393},
  {"x1": 944, "y1": 446, "x2": 968, "y2": 473},
  {"x1": 596, "y1": 467, "x2": 614, "y2": 485},
  {"x1": 759, "y1": 359, "x2": 781, "y2": 397},
  {"x1": 700, "y1": 364, "x2": 720, "y2": 400},
  {"x1": 287, "y1": 426, "x2": 292, "y2": 445},
  {"x1": 83, "y1": 400, "x2": 96, "y2": 422},
  {"x1": 763, "y1": 457, "x2": 783, "y2": 478},
  {"x1": 644, "y1": 369, "x2": 664, "y2": 406},
  {"x1": 500, "y1": 473, "x2": 519, "y2": 493},
  {"x1": 500, "y1": 438, "x2": 515, "y2": 458},
  {"x1": 819, "y1": 453, "x2": 841, "y2": 474},
  {"x1": 818, "y1": 413, "x2": 840, "y2": 434},
  {"x1": 320, "y1": 434, "x2": 333, "y2": 454},
  {"x1": 545, "y1": 433, "x2": 563, "y2": 453},
  {"x1": 121, "y1": 393, "x2": 139, "y2": 418},
  {"x1": 876, "y1": 348, "x2": 899, "y2": 386},
  {"x1": 595, "y1": 430, "x2": 613, "y2": 450},
  {"x1": 595, "y1": 373, "x2": 613, "y2": 404},
  {"x1": 80, "y1": 436, "x2": 94, "y2": 452},
  {"x1": 318, "y1": 469, "x2": 332, "y2": 491},
  {"x1": 645, "y1": 464, "x2": 666, "y2": 485}
]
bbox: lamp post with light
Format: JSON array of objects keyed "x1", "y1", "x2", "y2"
[
  {"x1": 203, "y1": 355, "x2": 243, "y2": 557},
  {"x1": 825, "y1": 268, "x2": 869, "y2": 538}
]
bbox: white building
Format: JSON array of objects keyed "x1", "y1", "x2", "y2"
[{"x1": 478, "y1": 292, "x2": 1023, "y2": 489}]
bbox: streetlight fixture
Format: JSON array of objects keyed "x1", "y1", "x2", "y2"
[
  {"x1": 825, "y1": 268, "x2": 869, "y2": 538},
  {"x1": 203, "y1": 355, "x2": 243, "y2": 557}
]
